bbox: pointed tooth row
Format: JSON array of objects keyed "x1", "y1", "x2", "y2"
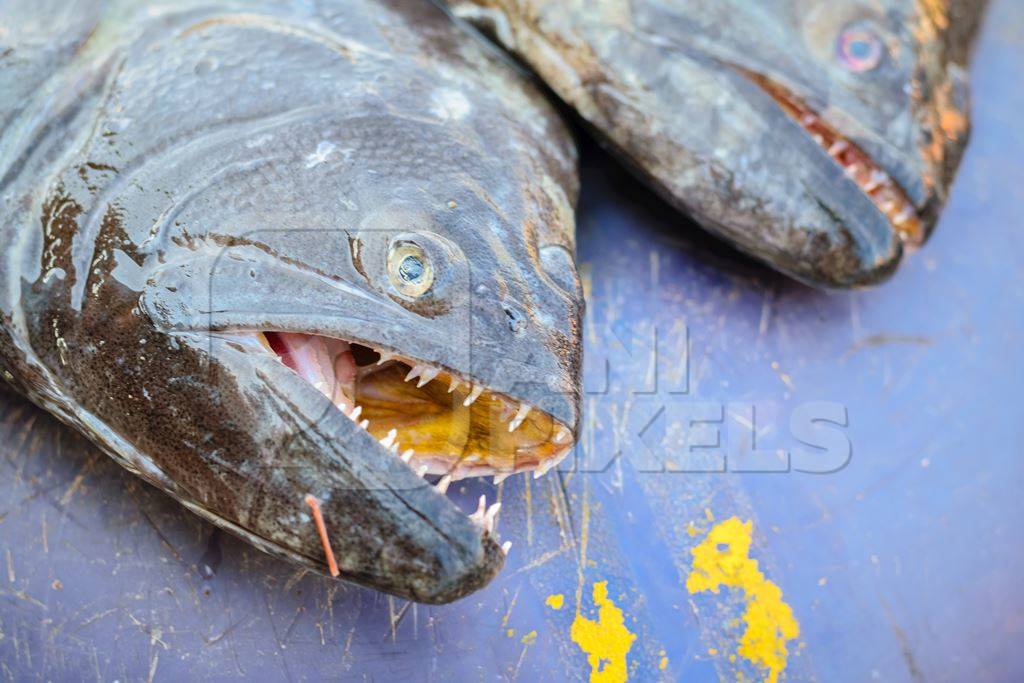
[
  {"x1": 469, "y1": 495, "x2": 487, "y2": 524},
  {"x1": 417, "y1": 367, "x2": 439, "y2": 388},
  {"x1": 554, "y1": 426, "x2": 571, "y2": 444},
  {"x1": 828, "y1": 140, "x2": 849, "y2": 157},
  {"x1": 893, "y1": 205, "x2": 916, "y2": 224},
  {"x1": 463, "y1": 384, "x2": 484, "y2": 407},
  {"x1": 533, "y1": 457, "x2": 559, "y2": 479},
  {"x1": 462, "y1": 495, "x2": 511, "y2": 555},
  {"x1": 507, "y1": 403, "x2": 532, "y2": 432},
  {"x1": 404, "y1": 363, "x2": 441, "y2": 388},
  {"x1": 435, "y1": 474, "x2": 452, "y2": 495},
  {"x1": 468, "y1": 496, "x2": 501, "y2": 534},
  {"x1": 372, "y1": 431, "x2": 427, "y2": 482},
  {"x1": 448, "y1": 377, "x2": 464, "y2": 393},
  {"x1": 483, "y1": 502, "x2": 501, "y2": 532}
]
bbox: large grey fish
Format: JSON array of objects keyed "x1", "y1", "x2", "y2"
[
  {"x1": 449, "y1": 0, "x2": 985, "y2": 287},
  {"x1": 0, "y1": 0, "x2": 581, "y2": 603}
]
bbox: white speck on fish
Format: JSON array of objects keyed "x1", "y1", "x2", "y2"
[
  {"x1": 431, "y1": 88, "x2": 472, "y2": 121},
  {"x1": 306, "y1": 140, "x2": 337, "y2": 168}
]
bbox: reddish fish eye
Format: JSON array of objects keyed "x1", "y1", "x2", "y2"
[{"x1": 837, "y1": 28, "x2": 884, "y2": 72}]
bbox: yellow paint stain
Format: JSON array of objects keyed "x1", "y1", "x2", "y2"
[
  {"x1": 521, "y1": 630, "x2": 538, "y2": 645},
  {"x1": 506, "y1": 628, "x2": 515, "y2": 638},
  {"x1": 686, "y1": 517, "x2": 799, "y2": 683},
  {"x1": 571, "y1": 581, "x2": 636, "y2": 683},
  {"x1": 685, "y1": 521, "x2": 699, "y2": 537},
  {"x1": 708, "y1": 647, "x2": 718, "y2": 656},
  {"x1": 546, "y1": 593, "x2": 565, "y2": 610},
  {"x1": 704, "y1": 508, "x2": 715, "y2": 522},
  {"x1": 658, "y1": 650, "x2": 668, "y2": 671}
]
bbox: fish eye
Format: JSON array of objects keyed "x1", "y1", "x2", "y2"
[
  {"x1": 388, "y1": 241, "x2": 434, "y2": 298},
  {"x1": 836, "y1": 27, "x2": 884, "y2": 72}
]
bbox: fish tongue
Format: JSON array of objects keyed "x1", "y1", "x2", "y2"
[{"x1": 272, "y1": 332, "x2": 356, "y2": 407}]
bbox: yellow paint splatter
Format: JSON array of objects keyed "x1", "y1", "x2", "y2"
[
  {"x1": 521, "y1": 630, "x2": 538, "y2": 645},
  {"x1": 571, "y1": 581, "x2": 636, "y2": 683},
  {"x1": 546, "y1": 593, "x2": 565, "y2": 610},
  {"x1": 686, "y1": 517, "x2": 800, "y2": 683},
  {"x1": 658, "y1": 650, "x2": 668, "y2": 671},
  {"x1": 506, "y1": 628, "x2": 515, "y2": 638}
]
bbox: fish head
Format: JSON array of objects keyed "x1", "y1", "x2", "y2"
[
  {"x1": 23, "y1": 2, "x2": 580, "y2": 603},
  {"x1": 628, "y1": 0, "x2": 977, "y2": 285},
  {"x1": 132, "y1": 107, "x2": 581, "y2": 601}
]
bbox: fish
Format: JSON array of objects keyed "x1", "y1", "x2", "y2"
[
  {"x1": 0, "y1": 0, "x2": 582, "y2": 603},
  {"x1": 448, "y1": 0, "x2": 987, "y2": 287}
]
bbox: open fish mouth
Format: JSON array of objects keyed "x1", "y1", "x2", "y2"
[
  {"x1": 748, "y1": 73, "x2": 924, "y2": 246},
  {"x1": 254, "y1": 331, "x2": 573, "y2": 483}
]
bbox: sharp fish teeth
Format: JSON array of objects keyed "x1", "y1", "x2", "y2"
[
  {"x1": 469, "y1": 495, "x2": 487, "y2": 524},
  {"x1": 893, "y1": 205, "x2": 916, "y2": 223},
  {"x1": 483, "y1": 502, "x2": 501, "y2": 532},
  {"x1": 508, "y1": 403, "x2": 532, "y2": 432},
  {"x1": 400, "y1": 449, "x2": 414, "y2": 463},
  {"x1": 483, "y1": 505, "x2": 499, "y2": 528},
  {"x1": 493, "y1": 472, "x2": 511, "y2": 485},
  {"x1": 417, "y1": 464, "x2": 429, "y2": 478},
  {"x1": 376, "y1": 351, "x2": 394, "y2": 365},
  {"x1": 404, "y1": 365, "x2": 421, "y2": 383},
  {"x1": 828, "y1": 140, "x2": 849, "y2": 157},
  {"x1": 864, "y1": 169, "x2": 887, "y2": 192},
  {"x1": 359, "y1": 419, "x2": 369, "y2": 430},
  {"x1": 435, "y1": 475, "x2": 452, "y2": 494},
  {"x1": 380, "y1": 428, "x2": 397, "y2": 449},
  {"x1": 463, "y1": 384, "x2": 484, "y2": 407},
  {"x1": 501, "y1": 541, "x2": 512, "y2": 555},
  {"x1": 533, "y1": 458, "x2": 559, "y2": 479},
  {"x1": 554, "y1": 426, "x2": 571, "y2": 444},
  {"x1": 349, "y1": 405, "x2": 362, "y2": 420},
  {"x1": 448, "y1": 377, "x2": 462, "y2": 393},
  {"x1": 416, "y1": 367, "x2": 439, "y2": 388}
]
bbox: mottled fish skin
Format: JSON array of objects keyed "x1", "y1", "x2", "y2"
[
  {"x1": 450, "y1": 0, "x2": 986, "y2": 287},
  {"x1": 0, "y1": 0, "x2": 581, "y2": 603}
]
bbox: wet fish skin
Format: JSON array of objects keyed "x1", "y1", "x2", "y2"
[
  {"x1": 0, "y1": 0, "x2": 581, "y2": 603},
  {"x1": 450, "y1": 0, "x2": 986, "y2": 287}
]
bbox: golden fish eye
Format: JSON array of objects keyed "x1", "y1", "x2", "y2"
[{"x1": 388, "y1": 242, "x2": 434, "y2": 298}]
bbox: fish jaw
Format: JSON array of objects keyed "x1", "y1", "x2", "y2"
[{"x1": 169, "y1": 332, "x2": 509, "y2": 603}]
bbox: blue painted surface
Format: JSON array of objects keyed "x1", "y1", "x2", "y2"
[{"x1": 0, "y1": 1, "x2": 1021, "y2": 680}]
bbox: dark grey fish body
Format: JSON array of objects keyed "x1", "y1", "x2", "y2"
[
  {"x1": 450, "y1": 0, "x2": 985, "y2": 287},
  {"x1": 0, "y1": 0, "x2": 581, "y2": 603}
]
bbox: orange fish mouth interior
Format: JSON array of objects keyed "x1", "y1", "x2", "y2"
[
  {"x1": 257, "y1": 331, "x2": 573, "y2": 481},
  {"x1": 749, "y1": 73, "x2": 924, "y2": 246}
]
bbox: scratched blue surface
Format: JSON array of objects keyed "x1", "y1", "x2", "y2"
[{"x1": 0, "y1": 1, "x2": 1021, "y2": 680}]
